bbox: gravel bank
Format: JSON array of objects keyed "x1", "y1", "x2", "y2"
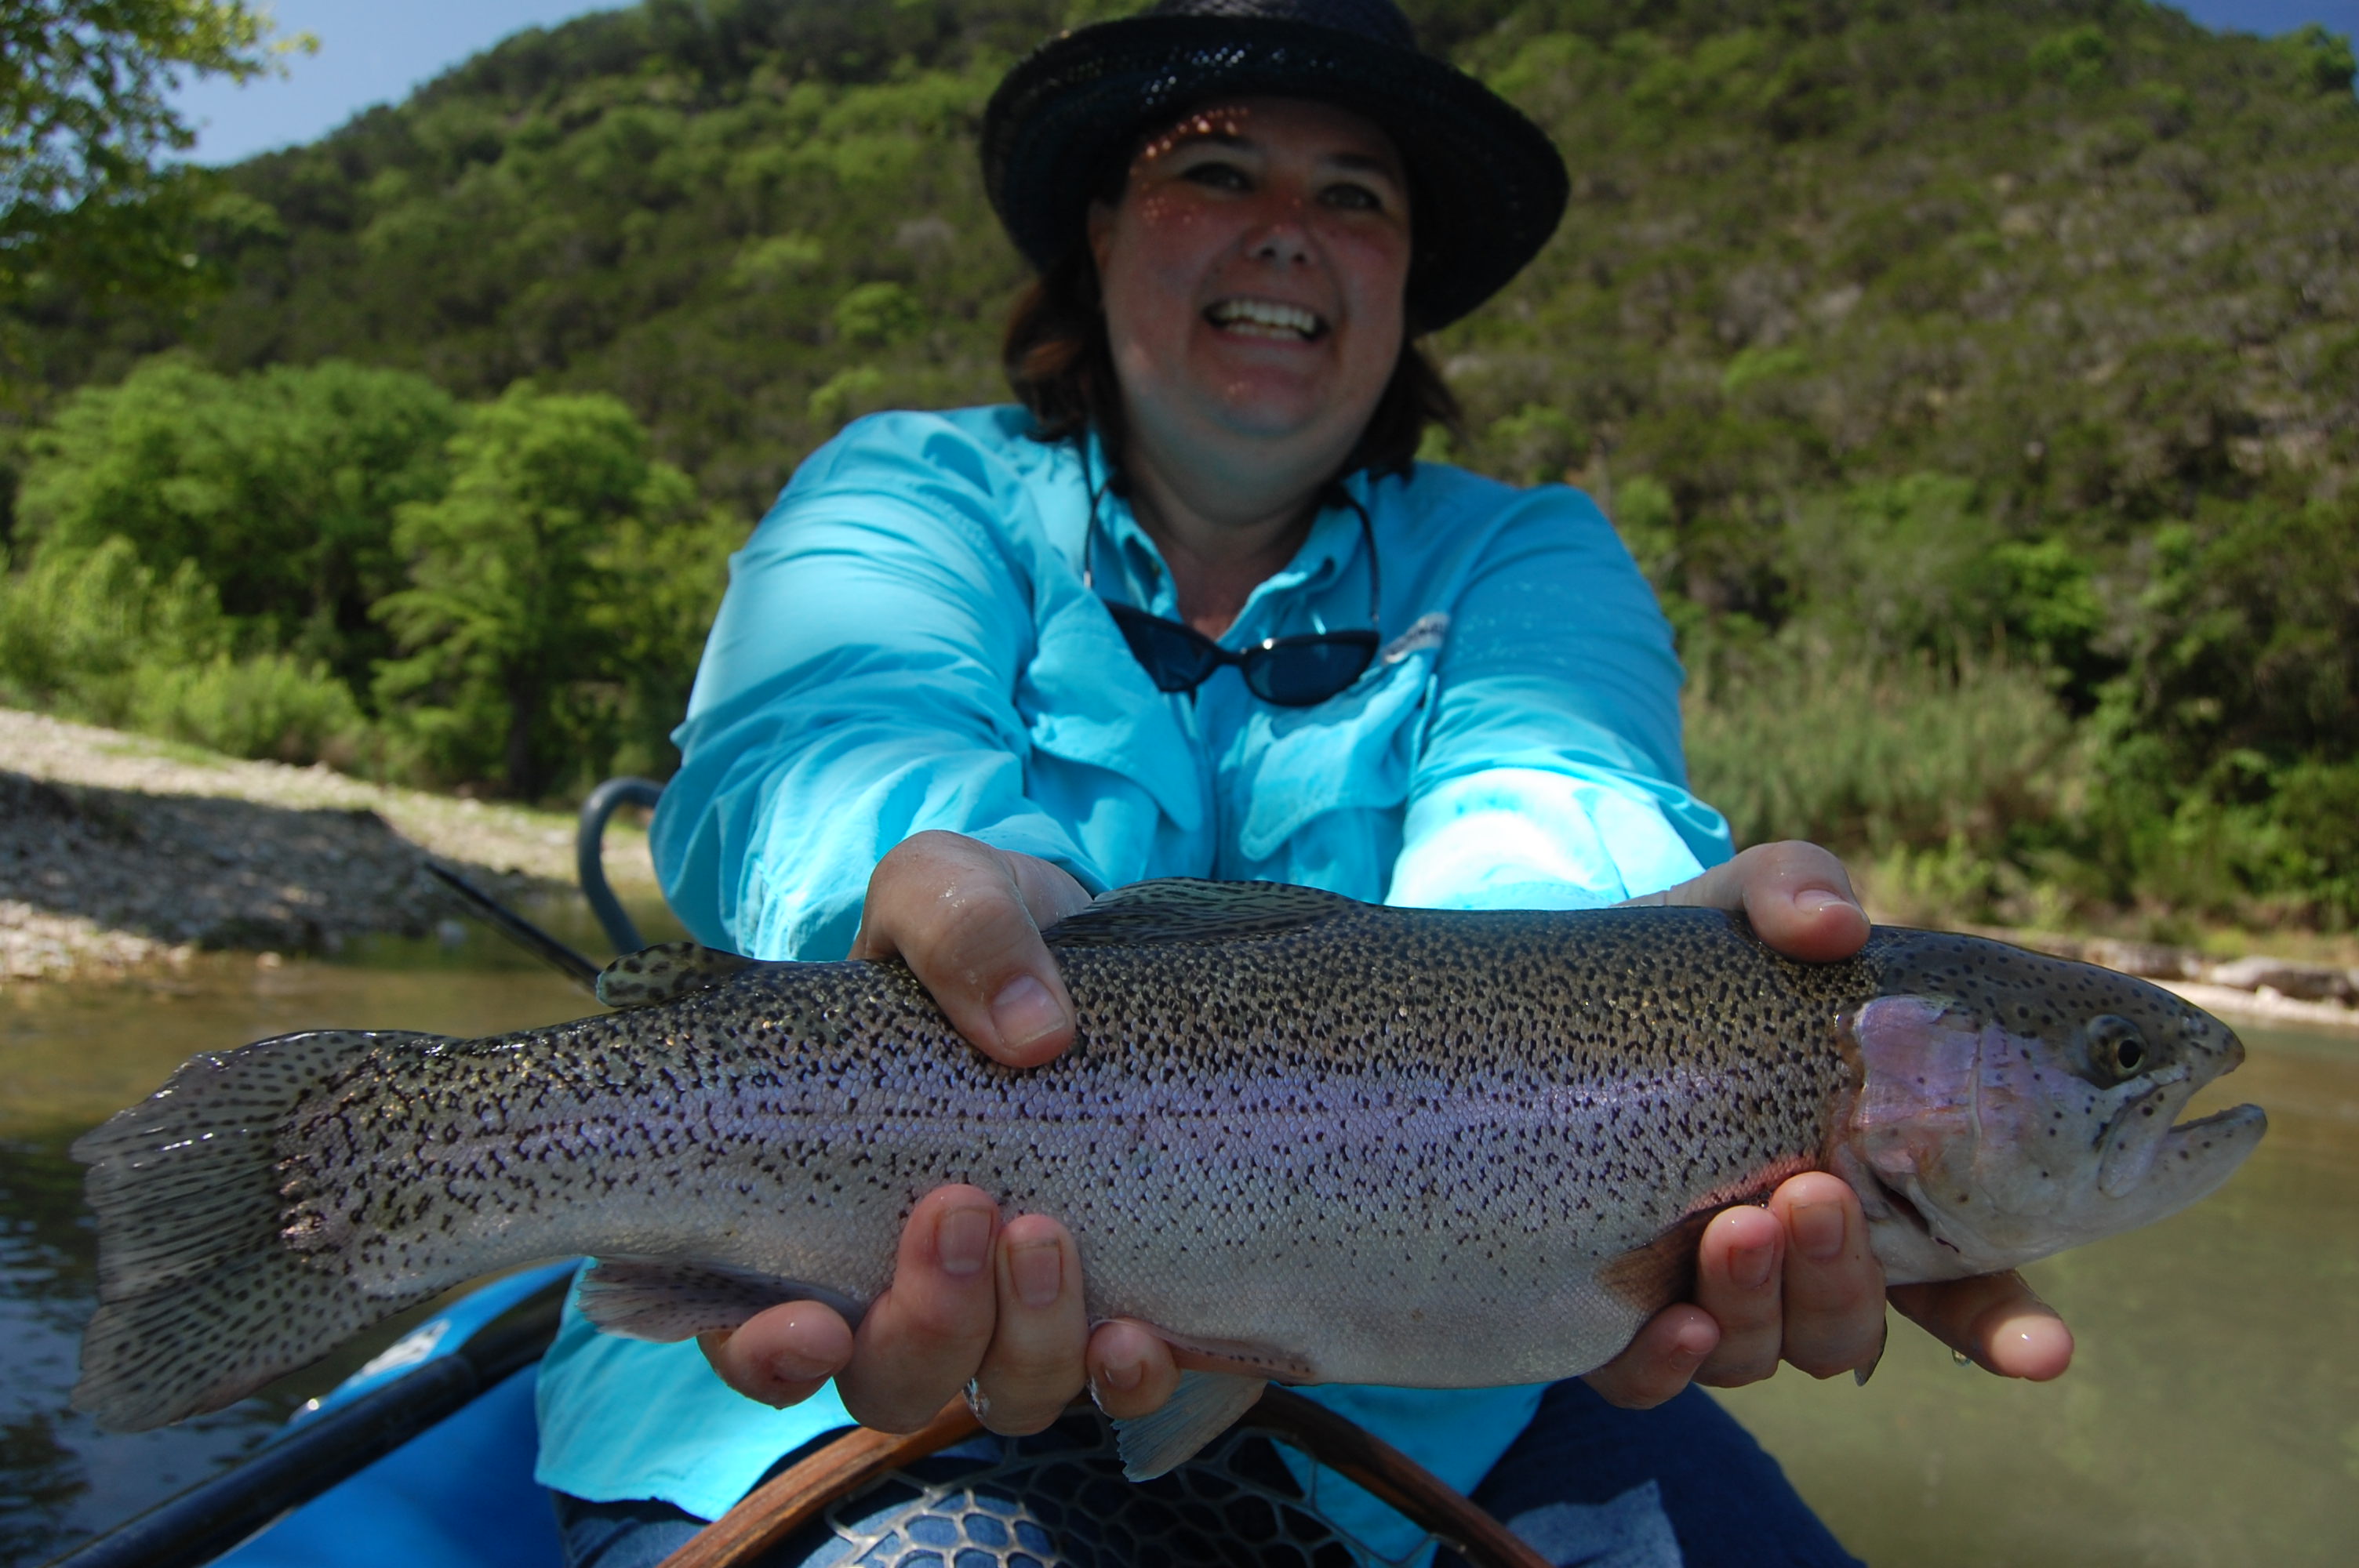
[{"x1": 2, "y1": 708, "x2": 659, "y2": 985}]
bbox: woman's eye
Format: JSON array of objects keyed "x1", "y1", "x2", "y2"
[
  {"x1": 1181, "y1": 162, "x2": 1251, "y2": 192},
  {"x1": 1323, "y1": 182, "x2": 1384, "y2": 212}
]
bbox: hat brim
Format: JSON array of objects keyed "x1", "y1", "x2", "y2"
[{"x1": 983, "y1": 14, "x2": 1568, "y2": 332}]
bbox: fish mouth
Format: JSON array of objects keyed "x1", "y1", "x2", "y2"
[
  {"x1": 2101, "y1": 1094, "x2": 2267, "y2": 1201},
  {"x1": 2156, "y1": 1099, "x2": 2268, "y2": 1165}
]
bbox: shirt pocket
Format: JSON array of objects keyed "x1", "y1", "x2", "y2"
[
  {"x1": 1016, "y1": 592, "x2": 1206, "y2": 835},
  {"x1": 1227, "y1": 615, "x2": 1448, "y2": 862}
]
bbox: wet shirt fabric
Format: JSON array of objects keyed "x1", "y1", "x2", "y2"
[{"x1": 533, "y1": 405, "x2": 1733, "y2": 1563}]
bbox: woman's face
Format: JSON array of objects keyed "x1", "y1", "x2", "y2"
[{"x1": 1088, "y1": 96, "x2": 1411, "y2": 499}]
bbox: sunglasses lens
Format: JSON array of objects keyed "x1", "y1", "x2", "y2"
[
  {"x1": 1244, "y1": 633, "x2": 1380, "y2": 706},
  {"x1": 1107, "y1": 603, "x2": 1226, "y2": 692}
]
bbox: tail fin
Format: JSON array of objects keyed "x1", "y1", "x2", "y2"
[{"x1": 72, "y1": 1028, "x2": 451, "y2": 1431}]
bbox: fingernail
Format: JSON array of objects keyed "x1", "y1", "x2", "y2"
[
  {"x1": 1796, "y1": 888, "x2": 1846, "y2": 916},
  {"x1": 765, "y1": 1348, "x2": 832, "y2": 1388},
  {"x1": 1730, "y1": 1240, "x2": 1776, "y2": 1290},
  {"x1": 990, "y1": 975, "x2": 1066, "y2": 1053},
  {"x1": 1853, "y1": 1323, "x2": 1889, "y2": 1387},
  {"x1": 937, "y1": 1206, "x2": 992, "y2": 1276},
  {"x1": 1672, "y1": 1322, "x2": 1715, "y2": 1367},
  {"x1": 1794, "y1": 1200, "x2": 1846, "y2": 1261},
  {"x1": 1010, "y1": 1236, "x2": 1063, "y2": 1308},
  {"x1": 1096, "y1": 1349, "x2": 1144, "y2": 1392}
]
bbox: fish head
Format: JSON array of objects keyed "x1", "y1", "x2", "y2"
[{"x1": 1831, "y1": 938, "x2": 2266, "y2": 1283}]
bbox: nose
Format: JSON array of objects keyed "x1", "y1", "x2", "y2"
[{"x1": 1246, "y1": 205, "x2": 1314, "y2": 270}]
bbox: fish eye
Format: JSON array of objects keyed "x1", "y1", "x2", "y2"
[{"x1": 2078, "y1": 1014, "x2": 2150, "y2": 1084}]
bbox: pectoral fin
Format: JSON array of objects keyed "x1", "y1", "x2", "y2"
[
  {"x1": 577, "y1": 1258, "x2": 864, "y2": 1341},
  {"x1": 1112, "y1": 1370, "x2": 1268, "y2": 1480},
  {"x1": 1595, "y1": 1207, "x2": 1717, "y2": 1313}
]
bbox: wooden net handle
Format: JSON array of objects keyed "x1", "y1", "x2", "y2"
[
  {"x1": 654, "y1": 1399, "x2": 981, "y2": 1568},
  {"x1": 1240, "y1": 1386, "x2": 1549, "y2": 1568},
  {"x1": 657, "y1": 1386, "x2": 1547, "y2": 1568}
]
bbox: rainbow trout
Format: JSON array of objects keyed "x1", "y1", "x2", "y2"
[{"x1": 74, "y1": 880, "x2": 2263, "y2": 1474}]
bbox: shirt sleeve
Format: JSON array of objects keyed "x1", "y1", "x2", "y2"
[
  {"x1": 650, "y1": 414, "x2": 1107, "y2": 960},
  {"x1": 1388, "y1": 483, "x2": 1733, "y2": 911}
]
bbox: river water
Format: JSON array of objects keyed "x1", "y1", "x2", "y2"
[{"x1": 2, "y1": 923, "x2": 2352, "y2": 1565}]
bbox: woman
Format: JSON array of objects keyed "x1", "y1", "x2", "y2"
[{"x1": 537, "y1": 3, "x2": 2072, "y2": 1563}]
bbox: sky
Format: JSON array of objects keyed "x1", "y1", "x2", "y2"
[
  {"x1": 168, "y1": 0, "x2": 2359, "y2": 167},
  {"x1": 170, "y1": 2, "x2": 630, "y2": 165}
]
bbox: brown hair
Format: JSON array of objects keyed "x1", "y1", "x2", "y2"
[{"x1": 1001, "y1": 245, "x2": 1463, "y2": 492}]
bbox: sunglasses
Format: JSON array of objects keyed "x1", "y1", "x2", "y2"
[
  {"x1": 1103, "y1": 602, "x2": 1380, "y2": 706},
  {"x1": 1088, "y1": 485, "x2": 1382, "y2": 707}
]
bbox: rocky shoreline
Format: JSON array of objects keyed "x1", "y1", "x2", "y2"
[
  {"x1": 2, "y1": 707, "x2": 657, "y2": 985},
  {"x1": 3, "y1": 706, "x2": 2354, "y2": 1030}
]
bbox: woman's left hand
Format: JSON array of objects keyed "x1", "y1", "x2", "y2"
[{"x1": 1580, "y1": 841, "x2": 2077, "y2": 1407}]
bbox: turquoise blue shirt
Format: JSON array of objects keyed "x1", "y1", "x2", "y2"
[{"x1": 534, "y1": 405, "x2": 1732, "y2": 1561}]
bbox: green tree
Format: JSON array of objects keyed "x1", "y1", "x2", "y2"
[
  {"x1": 2074, "y1": 491, "x2": 2359, "y2": 924},
  {"x1": 2, "y1": 1, "x2": 308, "y2": 346},
  {"x1": 15, "y1": 354, "x2": 460, "y2": 693},
  {"x1": 373, "y1": 383, "x2": 733, "y2": 797}
]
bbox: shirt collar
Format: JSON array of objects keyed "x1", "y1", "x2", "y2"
[{"x1": 1079, "y1": 435, "x2": 1373, "y2": 644}]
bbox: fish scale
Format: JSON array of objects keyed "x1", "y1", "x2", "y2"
[{"x1": 71, "y1": 880, "x2": 2262, "y2": 1472}]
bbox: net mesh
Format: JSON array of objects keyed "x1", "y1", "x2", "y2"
[{"x1": 780, "y1": 1411, "x2": 1445, "y2": 1568}]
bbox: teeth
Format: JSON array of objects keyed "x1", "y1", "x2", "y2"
[{"x1": 1209, "y1": 299, "x2": 1321, "y2": 338}]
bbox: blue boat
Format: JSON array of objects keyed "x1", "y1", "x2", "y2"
[{"x1": 49, "y1": 1262, "x2": 576, "y2": 1568}]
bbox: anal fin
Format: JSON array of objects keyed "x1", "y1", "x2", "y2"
[
  {"x1": 578, "y1": 1258, "x2": 863, "y2": 1342},
  {"x1": 1112, "y1": 1370, "x2": 1267, "y2": 1481}
]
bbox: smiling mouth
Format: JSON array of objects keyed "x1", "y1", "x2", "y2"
[{"x1": 1206, "y1": 298, "x2": 1327, "y2": 341}]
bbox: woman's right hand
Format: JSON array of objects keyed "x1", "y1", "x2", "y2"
[{"x1": 695, "y1": 832, "x2": 1182, "y2": 1435}]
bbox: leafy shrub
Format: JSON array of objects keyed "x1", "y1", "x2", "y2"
[
  {"x1": 1483, "y1": 404, "x2": 1588, "y2": 485},
  {"x1": 2031, "y1": 26, "x2": 2113, "y2": 90},
  {"x1": 2273, "y1": 23, "x2": 2357, "y2": 96},
  {"x1": 0, "y1": 537, "x2": 231, "y2": 720},
  {"x1": 807, "y1": 365, "x2": 889, "y2": 429},
  {"x1": 0, "y1": 535, "x2": 365, "y2": 766},
  {"x1": 129, "y1": 652, "x2": 364, "y2": 765},
  {"x1": 1685, "y1": 641, "x2": 2083, "y2": 921},
  {"x1": 831, "y1": 281, "x2": 925, "y2": 346}
]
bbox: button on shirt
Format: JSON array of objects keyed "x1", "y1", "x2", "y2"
[{"x1": 533, "y1": 405, "x2": 1733, "y2": 1563}]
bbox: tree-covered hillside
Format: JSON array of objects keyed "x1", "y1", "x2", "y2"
[
  {"x1": 27, "y1": 1, "x2": 2352, "y2": 520},
  {"x1": 5, "y1": 0, "x2": 2355, "y2": 934}
]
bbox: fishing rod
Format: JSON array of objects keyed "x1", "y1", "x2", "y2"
[{"x1": 422, "y1": 862, "x2": 603, "y2": 993}]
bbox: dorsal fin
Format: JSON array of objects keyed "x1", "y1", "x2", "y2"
[
  {"x1": 596, "y1": 942, "x2": 757, "y2": 1007},
  {"x1": 1041, "y1": 878, "x2": 1356, "y2": 949}
]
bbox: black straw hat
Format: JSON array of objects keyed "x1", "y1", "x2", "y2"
[{"x1": 981, "y1": 0, "x2": 1569, "y2": 332}]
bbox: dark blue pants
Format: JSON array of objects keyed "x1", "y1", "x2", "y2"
[
  {"x1": 1434, "y1": 1381, "x2": 1859, "y2": 1568},
  {"x1": 552, "y1": 1382, "x2": 1859, "y2": 1568}
]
